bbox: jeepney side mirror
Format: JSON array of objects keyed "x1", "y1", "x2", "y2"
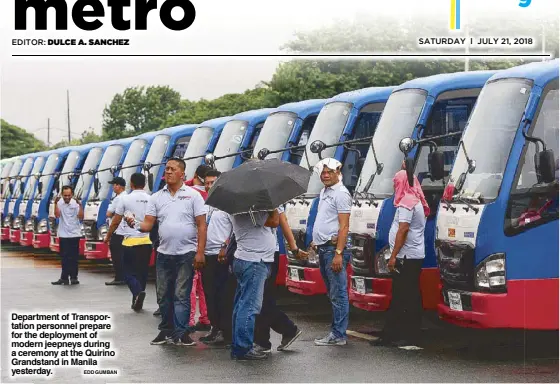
[
  {"x1": 9, "y1": 183, "x2": 13, "y2": 194},
  {"x1": 204, "y1": 153, "x2": 216, "y2": 169},
  {"x1": 20, "y1": 182, "x2": 25, "y2": 194},
  {"x1": 428, "y1": 151, "x2": 445, "y2": 181},
  {"x1": 404, "y1": 158, "x2": 415, "y2": 187},
  {"x1": 94, "y1": 179, "x2": 100, "y2": 195},
  {"x1": 536, "y1": 149, "x2": 556, "y2": 184},
  {"x1": 310, "y1": 140, "x2": 326, "y2": 160},
  {"x1": 257, "y1": 148, "x2": 270, "y2": 160},
  {"x1": 38, "y1": 182, "x2": 43, "y2": 195}
]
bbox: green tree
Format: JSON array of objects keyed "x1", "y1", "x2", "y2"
[
  {"x1": 102, "y1": 86, "x2": 182, "y2": 139},
  {"x1": 1, "y1": 119, "x2": 46, "y2": 159}
]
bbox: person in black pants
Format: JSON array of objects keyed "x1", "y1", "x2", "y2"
[
  {"x1": 105, "y1": 173, "x2": 153, "y2": 311},
  {"x1": 105, "y1": 177, "x2": 127, "y2": 286},
  {"x1": 253, "y1": 209, "x2": 306, "y2": 353},
  {"x1": 51, "y1": 186, "x2": 83, "y2": 285}
]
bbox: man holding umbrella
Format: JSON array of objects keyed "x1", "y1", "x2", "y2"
[{"x1": 205, "y1": 158, "x2": 311, "y2": 361}]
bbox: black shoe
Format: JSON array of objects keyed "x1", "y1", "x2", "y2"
[
  {"x1": 277, "y1": 328, "x2": 302, "y2": 351},
  {"x1": 232, "y1": 349, "x2": 268, "y2": 361},
  {"x1": 132, "y1": 291, "x2": 146, "y2": 311},
  {"x1": 51, "y1": 279, "x2": 69, "y2": 285},
  {"x1": 105, "y1": 280, "x2": 126, "y2": 286},
  {"x1": 153, "y1": 308, "x2": 161, "y2": 316},
  {"x1": 150, "y1": 331, "x2": 171, "y2": 345},
  {"x1": 170, "y1": 333, "x2": 196, "y2": 346},
  {"x1": 201, "y1": 330, "x2": 225, "y2": 345},
  {"x1": 194, "y1": 322, "x2": 211, "y2": 332},
  {"x1": 70, "y1": 278, "x2": 79, "y2": 285}
]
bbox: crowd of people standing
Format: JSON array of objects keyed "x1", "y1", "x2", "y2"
[{"x1": 51, "y1": 156, "x2": 430, "y2": 359}]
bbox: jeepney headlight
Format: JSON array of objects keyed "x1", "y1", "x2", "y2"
[
  {"x1": 13, "y1": 216, "x2": 22, "y2": 229},
  {"x1": 98, "y1": 225, "x2": 108, "y2": 240},
  {"x1": 475, "y1": 253, "x2": 506, "y2": 292},
  {"x1": 38, "y1": 219, "x2": 48, "y2": 234},
  {"x1": 25, "y1": 219, "x2": 33, "y2": 231},
  {"x1": 374, "y1": 245, "x2": 391, "y2": 276},
  {"x1": 3, "y1": 216, "x2": 11, "y2": 227}
]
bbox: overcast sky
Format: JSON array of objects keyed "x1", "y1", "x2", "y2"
[{"x1": 0, "y1": 0, "x2": 556, "y2": 145}]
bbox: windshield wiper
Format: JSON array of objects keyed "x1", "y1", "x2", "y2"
[
  {"x1": 357, "y1": 141, "x2": 383, "y2": 200},
  {"x1": 454, "y1": 139, "x2": 476, "y2": 193},
  {"x1": 452, "y1": 195, "x2": 480, "y2": 214}
]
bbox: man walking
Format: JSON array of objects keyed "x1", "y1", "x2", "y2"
[
  {"x1": 311, "y1": 158, "x2": 352, "y2": 346},
  {"x1": 105, "y1": 173, "x2": 153, "y2": 311},
  {"x1": 198, "y1": 169, "x2": 233, "y2": 345},
  {"x1": 230, "y1": 208, "x2": 280, "y2": 360},
  {"x1": 253, "y1": 206, "x2": 305, "y2": 353},
  {"x1": 105, "y1": 176, "x2": 127, "y2": 286},
  {"x1": 51, "y1": 185, "x2": 83, "y2": 286},
  {"x1": 126, "y1": 158, "x2": 207, "y2": 346}
]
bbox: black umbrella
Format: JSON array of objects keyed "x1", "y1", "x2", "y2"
[{"x1": 206, "y1": 158, "x2": 311, "y2": 216}]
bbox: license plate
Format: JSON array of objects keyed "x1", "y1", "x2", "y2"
[
  {"x1": 448, "y1": 291, "x2": 463, "y2": 311},
  {"x1": 86, "y1": 243, "x2": 93, "y2": 251},
  {"x1": 355, "y1": 277, "x2": 366, "y2": 294},
  {"x1": 20, "y1": 232, "x2": 24, "y2": 240},
  {"x1": 50, "y1": 236, "x2": 55, "y2": 244},
  {"x1": 289, "y1": 268, "x2": 299, "y2": 281}
]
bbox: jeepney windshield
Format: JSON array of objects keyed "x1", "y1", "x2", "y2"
[
  {"x1": 184, "y1": 127, "x2": 214, "y2": 179},
  {"x1": 214, "y1": 120, "x2": 248, "y2": 172},
  {"x1": 2, "y1": 159, "x2": 22, "y2": 199},
  {"x1": 22, "y1": 156, "x2": 45, "y2": 200},
  {"x1": 88, "y1": 145, "x2": 125, "y2": 201},
  {"x1": 300, "y1": 102, "x2": 352, "y2": 195},
  {"x1": 119, "y1": 139, "x2": 147, "y2": 193},
  {"x1": 74, "y1": 147, "x2": 104, "y2": 200},
  {"x1": 143, "y1": 134, "x2": 170, "y2": 193},
  {"x1": 34, "y1": 153, "x2": 61, "y2": 200},
  {"x1": 12, "y1": 158, "x2": 34, "y2": 199},
  {"x1": 253, "y1": 112, "x2": 298, "y2": 160},
  {"x1": 449, "y1": 79, "x2": 532, "y2": 201},
  {"x1": 358, "y1": 89, "x2": 427, "y2": 198}
]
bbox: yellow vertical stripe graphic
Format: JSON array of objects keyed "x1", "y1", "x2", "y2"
[{"x1": 450, "y1": 0, "x2": 456, "y2": 30}]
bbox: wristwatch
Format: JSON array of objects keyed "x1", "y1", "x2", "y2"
[{"x1": 335, "y1": 249, "x2": 343, "y2": 256}]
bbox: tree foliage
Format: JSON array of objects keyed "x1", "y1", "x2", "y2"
[{"x1": 1, "y1": 119, "x2": 46, "y2": 159}]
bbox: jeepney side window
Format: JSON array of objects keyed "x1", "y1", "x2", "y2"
[
  {"x1": 505, "y1": 82, "x2": 559, "y2": 234},
  {"x1": 341, "y1": 103, "x2": 383, "y2": 194},
  {"x1": 290, "y1": 115, "x2": 317, "y2": 165},
  {"x1": 172, "y1": 136, "x2": 191, "y2": 159}
]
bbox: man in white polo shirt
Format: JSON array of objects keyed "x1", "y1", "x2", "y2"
[
  {"x1": 126, "y1": 158, "x2": 207, "y2": 347},
  {"x1": 311, "y1": 158, "x2": 352, "y2": 347},
  {"x1": 51, "y1": 185, "x2": 83, "y2": 286},
  {"x1": 105, "y1": 173, "x2": 152, "y2": 312},
  {"x1": 105, "y1": 176, "x2": 127, "y2": 286}
]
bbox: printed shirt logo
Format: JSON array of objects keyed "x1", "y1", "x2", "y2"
[
  {"x1": 178, "y1": 196, "x2": 192, "y2": 200},
  {"x1": 448, "y1": 228, "x2": 456, "y2": 238}
]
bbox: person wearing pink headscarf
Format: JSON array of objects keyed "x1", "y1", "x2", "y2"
[{"x1": 370, "y1": 169, "x2": 429, "y2": 348}]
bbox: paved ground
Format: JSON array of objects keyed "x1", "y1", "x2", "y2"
[{"x1": 1, "y1": 244, "x2": 558, "y2": 383}]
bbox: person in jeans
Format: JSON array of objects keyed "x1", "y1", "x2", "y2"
[
  {"x1": 126, "y1": 158, "x2": 207, "y2": 346},
  {"x1": 230, "y1": 208, "x2": 280, "y2": 360},
  {"x1": 370, "y1": 169, "x2": 429, "y2": 347},
  {"x1": 105, "y1": 177, "x2": 127, "y2": 286},
  {"x1": 198, "y1": 169, "x2": 233, "y2": 345},
  {"x1": 51, "y1": 185, "x2": 83, "y2": 285},
  {"x1": 253, "y1": 206, "x2": 306, "y2": 353},
  {"x1": 105, "y1": 173, "x2": 153, "y2": 311},
  {"x1": 311, "y1": 158, "x2": 352, "y2": 346}
]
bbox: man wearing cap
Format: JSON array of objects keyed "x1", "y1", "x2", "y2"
[
  {"x1": 311, "y1": 158, "x2": 352, "y2": 346},
  {"x1": 105, "y1": 173, "x2": 153, "y2": 311},
  {"x1": 105, "y1": 176, "x2": 127, "y2": 286}
]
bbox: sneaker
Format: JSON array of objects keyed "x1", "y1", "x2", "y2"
[
  {"x1": 314, "y1": 333, "x2": 347, "y2": 346},
  {"x1": 194, "y1": 322, "x2": 211, "y2": 332},
  {"x1": 132, "y1": 291, "x2": 146, "y2": 311},
  {"x1": 200, "y1": 329, "x2": 225, "y2": 345},
  {"x1": 70, "y1": 279, "x2": 80, "y2": 285},
  {"x1": 51, "y1": 279, "x2": 69, "y2": 285},
  {"x1": 253, "y1": 344, "x2": 272, "y2": 354},
  {"x1": 150, "y1": 331, "x2": 170, "y2": 345},
  {"x1": 277, "y1": 328, "x2": 302, "y2": 351},
  {"x1": 232, "y1": 349, "x2": 268, "y2": 361},
  {"x1": 170, "y1": 333, "x2": 196, "y2": 346},
  {"x1": 153, "y1": 308, "x2": 161, "y2": 317}
]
